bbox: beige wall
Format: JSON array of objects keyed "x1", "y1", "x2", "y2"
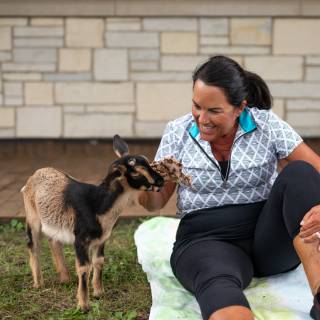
[{"x1": 0, "y1": 1, "x2": 319, "y2": 138}]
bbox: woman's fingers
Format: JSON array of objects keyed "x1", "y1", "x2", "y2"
[
  {"x1": 299, "y1": 225, "x2": 320, "y2": 238},
  {"x1": 302, "y1": 232, "x2": 320, "y2": 243}
]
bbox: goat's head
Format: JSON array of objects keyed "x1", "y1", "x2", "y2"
[{"x1": 109, "y1": 135, "x2": 164, "y2": 192}]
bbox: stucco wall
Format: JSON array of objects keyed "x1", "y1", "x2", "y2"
[{"x1": 0, "y1": 1, "x2": 319, "y2": 138}]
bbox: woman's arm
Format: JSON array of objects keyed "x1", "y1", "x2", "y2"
[
  {"x1": 138, "y1": 181, "x2": 176, "y2": 212},
  {"x1": 279, "y1": 142, "x2": 320, "y2": 172}
]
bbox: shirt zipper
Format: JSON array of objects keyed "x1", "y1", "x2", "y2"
[{"x1": 189, "y1": 130, "x2": 254, "y2": 187}]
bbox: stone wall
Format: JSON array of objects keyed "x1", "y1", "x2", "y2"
[{"x1": 0, "y1": 14, "x2": 320, "y2": 138}]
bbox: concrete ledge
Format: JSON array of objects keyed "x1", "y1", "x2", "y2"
[{"x1": 0, "y1": 0, "x2": 313, "y2": 17}]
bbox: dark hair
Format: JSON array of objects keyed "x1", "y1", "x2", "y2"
[{"x1": 192, "y1": 55, "x2": 272, "y2": 110}]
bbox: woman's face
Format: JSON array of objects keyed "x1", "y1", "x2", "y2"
[{"x1": 192, "y1": 80, "x2": 244, "y2": 143}]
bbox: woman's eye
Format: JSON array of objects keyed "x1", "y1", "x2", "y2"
[{"x1": 193, "y1": 104, "x2": 200, "y2": 110}]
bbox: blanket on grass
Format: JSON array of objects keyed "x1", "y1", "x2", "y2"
[{"x1": 134, "y1": 216, "x2": 313, "y2": 320}]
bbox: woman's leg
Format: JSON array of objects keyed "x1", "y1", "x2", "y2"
[
  {"x1": 171, "y1": 239, "x2": 254, "y2": 320},
  {"x1": 253, "y1": 160, "x2": 320, "y2": 276},
  {"x1": 253, "y1": 160, "x2": 320, "y2": 318}
]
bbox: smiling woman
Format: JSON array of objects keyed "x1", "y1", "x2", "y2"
[{"x1": 138, "y1": 55, "x2": 320, "y2": 320}]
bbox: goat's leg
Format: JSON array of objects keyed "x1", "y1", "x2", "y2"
[
  {"x1": 26, "y1": 222, "x2": 43, "y2": 288},
  {"x1": 48, "y1": 239, "x2": 70, "y2": 284},
  {"x1": 92, "y1": 243, "x2": 105, "y2": 298},
  {"x1": 75, "y1": 240, "x2": 91, "y2": 312}
]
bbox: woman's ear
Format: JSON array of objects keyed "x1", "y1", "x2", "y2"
[{"x1": 237, "y1": 100, "x2": 247, "y2": 116}]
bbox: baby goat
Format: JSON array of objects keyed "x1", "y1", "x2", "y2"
[{"x1": 21, "y1": 135, "x2": 164, "y2": 311}]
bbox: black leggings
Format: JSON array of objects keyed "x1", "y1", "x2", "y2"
[{"x1": 170, "y1": 161, "x2": 320, "y2": 320}]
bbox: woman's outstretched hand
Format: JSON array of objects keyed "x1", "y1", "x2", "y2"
[{"x1": 300, "y1": 204, "x2": 320, "y2": 250}]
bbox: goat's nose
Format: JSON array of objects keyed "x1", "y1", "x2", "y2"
[{"x1": 156, "y1": 177, "x2": 164, "y2": 187}]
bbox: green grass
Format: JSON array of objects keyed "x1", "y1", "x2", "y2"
[{"x1": 0, "y1": 219, "x2": 151, "y2": 320}]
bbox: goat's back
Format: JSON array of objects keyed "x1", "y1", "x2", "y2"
[{"x1": 22, "y1": 167, "x2": 75, "y2": 232}]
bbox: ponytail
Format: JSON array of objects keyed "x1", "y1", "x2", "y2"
[
  {"x1": 193, "y1": 55, "x2": 273, "y2": 110},
  {"x1": 245, "y1": 70, "x2": 272, "y2": 110}
]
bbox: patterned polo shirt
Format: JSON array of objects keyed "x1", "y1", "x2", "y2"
[{"x1": 154, "y1": 107, "x2": 303, "y2": 218}]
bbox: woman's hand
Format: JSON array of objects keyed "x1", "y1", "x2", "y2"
[{"x1": 299, "y1": 204, "x2": 320, "y2": 250}]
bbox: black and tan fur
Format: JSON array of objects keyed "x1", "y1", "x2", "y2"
[{"x1": 21, "y1": 135, "x2": 164, "y2": 311}]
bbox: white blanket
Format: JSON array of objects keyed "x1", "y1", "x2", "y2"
[{"x1": 134, "y1": 217, "x2": 313, "y2": 320}]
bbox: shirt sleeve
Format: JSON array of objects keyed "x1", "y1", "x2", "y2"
[
  {"x1": 154, "y1": 121, "x2": 181, "y2": 161},
  {"x1": 269, "y1": 111, "x2": 303, "y2": 159}
]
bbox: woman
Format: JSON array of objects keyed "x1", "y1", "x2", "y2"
[{"x1": 139, "y1": 55, "x2": 320, "y2": 320}]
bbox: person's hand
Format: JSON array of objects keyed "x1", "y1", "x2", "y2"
[{"x1": 299, "y1": 204, "x2": 320, "y2": 250}]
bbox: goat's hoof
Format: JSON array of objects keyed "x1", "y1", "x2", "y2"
[
  {"x1": 79, "y1": 305, "x2": 90, "y2": 313},
  {"x1": 93, "y1": 290, "x2": 104, "y2": 299},
  {"x1": 33, "y1": 281, "x2": 43, "y2": 289},
  {"x1": 59, "y1": 275, "x2": 71, "y2": 284}
]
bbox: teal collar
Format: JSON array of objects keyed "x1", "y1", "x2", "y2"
[{"x1": 188, "y1": 108, "x2": 256, "y2": 138}]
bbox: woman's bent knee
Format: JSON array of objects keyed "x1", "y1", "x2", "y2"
[{"x1": 209, "y1": 306, "x2": 254, "y2": 320}]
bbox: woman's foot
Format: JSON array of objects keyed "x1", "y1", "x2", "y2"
[{"x1": 310, "y1": 293, "x2": 320, "y2": 320}]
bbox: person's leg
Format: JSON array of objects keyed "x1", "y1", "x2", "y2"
[
  {"x1": 253, "y1": 160, "x2": 320, "y2": 318},
  {"x1": 171, "y1": 239, "x2": 254, "y2": 320}
]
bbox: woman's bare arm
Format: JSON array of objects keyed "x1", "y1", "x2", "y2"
[
  {"x1": 279, "y1": 142, "x2": 320, "y2": 172},
  {"x1": 138, "y1": 181, "x2": 176, "y2": 212}
]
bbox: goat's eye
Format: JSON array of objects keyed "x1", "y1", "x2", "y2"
[{"x1": 128, "y1": 158, "x2": 136, "y2": 166}]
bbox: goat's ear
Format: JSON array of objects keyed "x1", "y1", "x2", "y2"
[{"x1": 113, "y1": 134, "x2": 129, "y2": 158}]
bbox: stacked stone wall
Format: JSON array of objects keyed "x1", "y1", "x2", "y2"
[{"x1": 0, "y1": 16, "x2": 319, "y2": 138}]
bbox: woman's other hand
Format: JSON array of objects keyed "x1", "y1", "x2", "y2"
[{"x1": 299, "y1": 204, "x2": 320, "y2": 250}]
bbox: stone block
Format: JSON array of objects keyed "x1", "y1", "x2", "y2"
[
  {"x1": 272, "y1": 99, "x2": 285, "y2": 119},
  {"x1": 63, "y1": 106, "x2": 85, "y2": 113},
  {"x1": 0, "y1": 108, "x2": 15, "y2": 127},
  {"x1": 44, "y1": 73, "x2": 92, "y2": 81},
  {"x1": 161, "y1": 32, "x2": 198, "y2": 54},
  {"x1": 245, "y1": 56, "x2": 303, "y2": 80},
  {"x1": 66, "y1": 18, "x2": 104, "y2": 48},
  {"x1": 0, "y1": 51, "x2": 12, "y2": 62},
  {"x1": 137, "y1": 82, "x2": 192, "y2": 121},
  {"x1": 4, "y1": 97, "x2": 23, "y2": 106},
  {"x1": 131, "y1": 72, "x2": 191, "y2": 82},
  {"x1": 0, "y1": 128, "x2": 15, "y2": 138},
  {"x1": 56, "y1": 82, "x2": 134, "y2": 104},
  {"x1": 2, "y1": 63, "x2": 55, "y2": 72},
  {"x1": 200, "y1": 46, "x2": 270, "y2": 55},
  {"x1": 131, "y1": 61, "x2": 158, "y2": 71},
  {"x1": 31, "y1": 18, "x2": 64, "y2": 26},
  {"x1": 14, "y1": 38, "x2": 64, "y2": 48},
  {"x1": 306, "y1": 67, "x2": 320, "y2": 81},
  {"x1": 0, "y1": 27, "x2": 11, "y2": 50},
  {"x1": 129, "y1": 49, "x2": 160, "y2": 61},
  {"x1": 59, "y1": 49, "x2": 91, "y2": 72},
  {"x1": 4, "y1": 82, "x2": 22, "y2": 96},
  {"x1": 161, "y1": 55, "x2": 208, "y2": 71},
  {"x1": 135, "y1": 121, "x2": 167, "y2": 137},
  {"x1": 94, "y1": 49, "x2": 128, "y2": 80},
  {"x1": 0, "y1": 18, "x2": 27, "y2": 26},
  {"x1": 25, "y1": 82, "x2": 54, "y2": 105},
  {"x1": 64, "y1": 113, "x2": 133, "y2": 138},
  {"x1": 200, "y1": 36, "x2": 229, "y2": 46},
  {"x1": 200, "y1": 18, "x2": 228, "y2": 36},
  {"x1": 106, "y1": 18, "x2": 141, "y2": 31},
  {"x1": 106, "y1": 32, "x2": 159, "y2": 48},
  {"x1": 14, "y1": 27, "x2": 64, "y2": 37},
  {"x1": 13, "y1": 48, "x2": 56, "y2": 63},
  {"x1": 143, "y1": 18, "x2": 197, "y2": 31},
  {"x1": 231, "y1": 18, "x2": 271, "y2": 45},
  {"x1": 17, "y1": 107, "x2": 62, "y2": 138},
  {"x1": 269, "y1": 82, "x2": 320, "y2": 98},
  {"x1": 287, "y1": 111, "x2": 320, "y2": 128},
  {"x1": 287, "y1": 99, "x2": 320, "y2": 111},
  {"x1": 274, "y1": 19, "x2": 320, "y2": 54},
  {"x1": 3, "y1": 73, "x2": 42, "y2": 81},
  {"x1": 306, "y1": 56, "x2": 320, "y2": 65},
  {"x1": 85, "y1": 105, "x2": 135, "y2": 113}
]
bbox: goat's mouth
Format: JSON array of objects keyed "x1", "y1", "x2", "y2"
[{"x1": 147, "y1": 185, "x2": 162, "y2": 192}]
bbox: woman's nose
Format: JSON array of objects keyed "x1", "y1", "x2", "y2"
[{"x1": 198, "y1": 111, "x2": 209, "y2": 124}]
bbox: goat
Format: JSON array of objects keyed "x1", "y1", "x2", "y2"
[{"x1": 21, "y1": 135, "x2": 164, "y2": 311}]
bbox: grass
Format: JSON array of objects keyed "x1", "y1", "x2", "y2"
[{"x1": 0, "y1": 218, "x2": 151, "y2": 320}]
